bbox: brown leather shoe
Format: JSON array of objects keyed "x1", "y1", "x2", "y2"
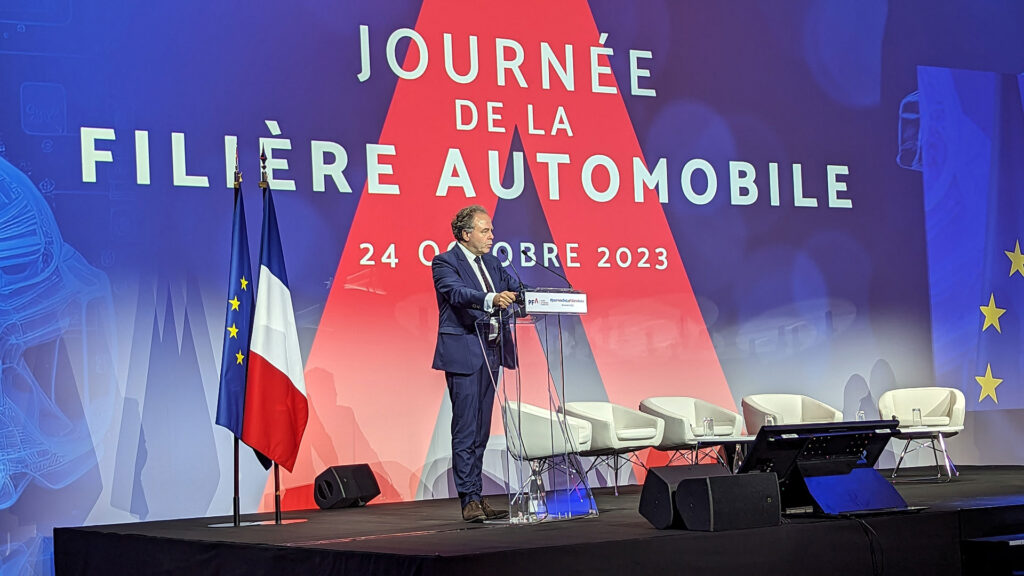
[
  {"x1": 480, "y1": 499, "x2": 509, "y2": 520},
  {"x1": 462, "y1": 500, "x2": 486, "y2": 522}
]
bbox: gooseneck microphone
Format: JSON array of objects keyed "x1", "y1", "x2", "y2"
[
  {"x1": 520, "y1": 248, "x2": 573, "y2": 290},
  {"x1": 501, "y1": 246, "x2": 526, "y2": 292}
]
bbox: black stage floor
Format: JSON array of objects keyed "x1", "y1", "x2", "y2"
[{"x1": 55, "y1": 466, "x2": 1024, "y2": 576}]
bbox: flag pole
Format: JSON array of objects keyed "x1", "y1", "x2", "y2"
[
  {"x1": 211, "y1": 145, "x2": 262, "y2": 529},
  {"x1": 274, "y1": 463, "x2": 282, "y2": 525},
  {"x1": 232, "y1": 148, "x2": 243, "y2": 528},
  {"x1": 257, "y1": 146, "x2": 284, "y2": 527},
  {"x1": 233, "y1": 438, "x2": 240, "y2": 526}
]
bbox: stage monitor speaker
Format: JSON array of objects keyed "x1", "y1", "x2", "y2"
[
  {"x1": 675, "y1": 472, "x2": 781, "y2": 531},
  {"x1": 639, "y1": 464, "x2": 731, "y2": 529},
  {"x1": 314, "y1": 464, "x2": 380, "y2": 509}
]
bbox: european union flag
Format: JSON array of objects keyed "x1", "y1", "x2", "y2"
[
  {"x1": 215, "y1": 187, "x2": 255, "y2": 436},
  {"x1": 922, "y1": 68, "x2": 1024, "y2": 410}
]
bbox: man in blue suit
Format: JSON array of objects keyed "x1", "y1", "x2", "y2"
[{"x1": 432, "y1": 205, "x2": 522, "y2": 522}]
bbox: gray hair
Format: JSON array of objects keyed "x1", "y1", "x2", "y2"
[{"x1": 451, "y1": 205, "x2": 488, "y2": 242}]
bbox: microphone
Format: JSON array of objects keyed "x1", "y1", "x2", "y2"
[
  {"x1": 521, "y1": 248, "x2": 573, "y2": 290},
  {"x1": 501, "y1": 246, "x2": 526, "y2": 291}
]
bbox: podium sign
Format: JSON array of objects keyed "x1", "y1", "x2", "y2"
[{"x1": 522, "y1": 289, "x2": 587, "y2": 315}]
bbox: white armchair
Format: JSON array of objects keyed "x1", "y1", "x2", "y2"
[
  {"x1": 741, "y1": 393, "x2": 842, "y2": 435},
  {"x1": 503, "y1": 401, "x2": 592, "y2": 461},
  {"x1": 563, "y1": 401, "x2": 664, "y2": 494},
  {"x1": 877, "y1": 387, "x2": 965, "y2": 481},
  {"x1": 639, "y1": 397, "x2": 742, "y2": 449}
]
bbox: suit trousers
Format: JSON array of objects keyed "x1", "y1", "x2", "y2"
[{"x1": 446, "y1": 342, "x2": 500, "y2": 507}]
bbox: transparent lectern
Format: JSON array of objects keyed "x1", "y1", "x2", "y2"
[{"x1": 477, "y1": 288, "x2": 598, "y2": 524}]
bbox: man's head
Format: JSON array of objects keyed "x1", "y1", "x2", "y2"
[{"x1": 451, "y1": 205, "x2": 493, "y2": 256}]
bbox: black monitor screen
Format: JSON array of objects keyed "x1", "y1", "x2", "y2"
[{"x1": 736, "y1": 419, "x2": 899, "y2": 511}]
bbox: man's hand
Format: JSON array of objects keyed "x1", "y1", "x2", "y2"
[{"x1": 494, "y1": 291, "x2": 518, "y2": 309}]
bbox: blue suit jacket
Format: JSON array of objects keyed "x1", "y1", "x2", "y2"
[{"x1": 432, "y1": 247, "x2": 522, "y2": 374}]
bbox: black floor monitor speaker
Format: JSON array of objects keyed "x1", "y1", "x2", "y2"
[
  {"x1": 639, "y1": 464, "x2": 731, "y2": 529},
  {"x1": 675, "y1": 472, "x2": 781, "y2": 531},
  {"x1": 314, "y1": 464, "x2": 381, "y2": 509}
]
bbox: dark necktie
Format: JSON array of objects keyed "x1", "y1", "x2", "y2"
[{"x1": 474, "y1": 256, "x2": 495, "y2": 292}]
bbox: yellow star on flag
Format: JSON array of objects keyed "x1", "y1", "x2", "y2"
[
  {"x1": 227, "y1": 323, "x2": 239, "y2": 339},
  {"x1": 240, "y1": 277, "x2": 249, "y2": 291},
  {"x1": 235, "y1": 350, "x2": 245, "y2": 365},
  {"x1": 975, "y1": 363, "x2": 1002, "y2": 404},
  {"x1": 1005, "y1": 240, "x2": 1024, "y2": 278},
  {"x1": 980, "y1": 293, "x2": 1006, "y2": 333},
  {"x1": 229, "y1": 296, "x2": 240, "y2": 311}
]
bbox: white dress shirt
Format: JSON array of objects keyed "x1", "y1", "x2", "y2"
[{"x1": 456, "y1": 242, "x2": 497, "y2": 312}]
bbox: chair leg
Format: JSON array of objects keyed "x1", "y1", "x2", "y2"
[
  {"x1": 567, "y1": 455, "x2": 597, "y2": 495},
  {"x1": 892, "y1": 438, "x2": 912, "y2": 478},
  {"x1": 694, "y1": 446, "x2": 716, "y2": 465},
  {"x1": 892, "y1": 434, "x2": 957, "y2": 483},
  {"x1": 572, "y1": 456, "x2": 600, "y2": 495},
  {"x1": 712, "y1": 446, "x2": 727, "y2": 468},
  {"x1": 937, "y1": 433, "x2": 958, "y2": 478},
  {"x1": 930, "y1": 437, "x2": 943, "y2": 479},
  {"x1": 667, "y1": 450, "x2": 693, "y2": 466},
  {"x1": 510, "y1": 459, "x2": 547, "y2": 510},
  {"x1": 610, "y1": 453, "x2": 618, "y2": 494}
]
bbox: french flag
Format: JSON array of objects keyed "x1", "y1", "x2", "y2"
[{"x1": 241, "y1": 187, "x2": 308, "y2": 472}]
